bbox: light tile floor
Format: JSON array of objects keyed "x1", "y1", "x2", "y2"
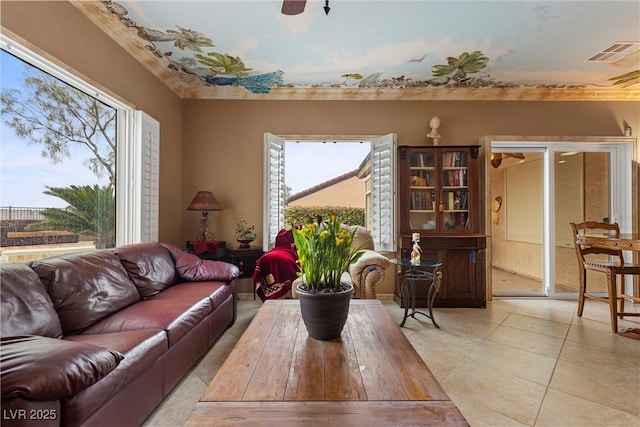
[{"x1": 143, "y1": 298, "x2": 640, "y2": 427}]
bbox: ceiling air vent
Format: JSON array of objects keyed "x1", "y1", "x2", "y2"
[{"x1": 587, "y1": 42, "x2": 640, "y2": 63}]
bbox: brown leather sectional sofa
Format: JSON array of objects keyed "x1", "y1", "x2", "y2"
[{"x1": 0, "y1": 241, "x2": 239, "y2": 427}]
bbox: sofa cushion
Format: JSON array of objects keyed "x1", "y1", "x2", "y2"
[
  {"x1": 151, "y1": 281, "x2": 235, "y2": 311},
  {"x1": 31, "y1": 250, "x2": 140, "y2": 335},
  {"x1": 0, "y1": 264, "x2": 63, "y2": 339},
  {"x1": 0, "y1": 335, "x2": 123, "y2": 401},
  {"x1": 161, "y1": 242, "x2": 240, "y2": 281},
  {"x1": 116, "y1": 242, "x2": 179, "y2": 298},
  {"x1": 63, "y1": 329, "x2": 167, "y2": 425},
  {"x1": 81, "y1": 297, "x2": 213, "y2": 347}
]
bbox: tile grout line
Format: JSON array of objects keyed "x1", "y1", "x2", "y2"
[{"x1": 530, "y1": 306, "x2": 576, "y2": 427}]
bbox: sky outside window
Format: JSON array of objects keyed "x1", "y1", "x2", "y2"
[
  {"x1": 285, "y1": 141, "x2": 370, "y2": 195},
  {"x1": 0, "y1": 50, "x2": 109, "y2": 208}
]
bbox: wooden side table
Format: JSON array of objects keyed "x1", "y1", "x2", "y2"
[
  {"x1": 187, "y1": 243, "x2": 264, "y2": 299},
  {"x1": 225, "y1": 246, "x2": 264, "y2": 299},
  {"x1": 391, "y1": 258, "x2": 443, "y2": 328}
]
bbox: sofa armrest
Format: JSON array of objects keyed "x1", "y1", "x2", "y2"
[
  {"x1": 1, "y1": 336, "x2": 123, "y2": 401},
  {"x1": 347, "y1": 250, "x2": 390, "y2": 299},
  {"x1": 161, "y1": 242, "x2": 240, "y2": 282},
  {"x1": 348, "y1": 250, "x2": 390, "y2": 280}
]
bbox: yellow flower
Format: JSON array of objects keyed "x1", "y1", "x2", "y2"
[{"x1": 291, "y1": 213, "x2": 365, "y2": 291}]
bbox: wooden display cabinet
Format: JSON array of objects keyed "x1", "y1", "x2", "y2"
[{"x1": 395, "y1": 145, "x2": 486, "y2": 308}]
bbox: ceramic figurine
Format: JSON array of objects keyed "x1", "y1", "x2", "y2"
[{"x1": 411, "y1": 232, "x2": 422, "y2": 265}]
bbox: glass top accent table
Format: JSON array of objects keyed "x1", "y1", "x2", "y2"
[{"x1": 390, "y1": 258, "x2": 443, "y2": 328}]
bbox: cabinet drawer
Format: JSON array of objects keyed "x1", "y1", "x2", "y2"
[{"x1": 232, "y1": 257, "x2": 258, "y2": 278}]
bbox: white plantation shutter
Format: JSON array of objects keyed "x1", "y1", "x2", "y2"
[
  {"x1": 370, "y1": 134, "x2": 396, "y2": 252},
  {"x1": 116, "y1": 111, "x2": 159, "y2": 244},
  {"x1": 137, "y1": 112, "x2": 160, "y2": 242},
  {"x1": 263, "y1": 133, "x2": 285, "y2": 249}
]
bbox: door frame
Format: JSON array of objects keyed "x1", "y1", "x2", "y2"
[{"x1": 480, "y1": 136, "x2": 638, "y2": 301}]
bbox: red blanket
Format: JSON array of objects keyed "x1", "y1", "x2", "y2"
[
  {"x1": 253, "y1": 229, "x2": 298, "y2": 301},
  {"x1": 191, "y1": 241, "x2": 219, "y2": 256}
]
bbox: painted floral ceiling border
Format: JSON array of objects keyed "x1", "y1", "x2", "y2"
[{"x1": 74, "y1": 0, "x2": 639, "y2": 101}]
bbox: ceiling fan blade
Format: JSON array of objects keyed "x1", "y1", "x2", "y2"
[{"x1": 282, "y1": 0, "x2": 306, "y2": 15}]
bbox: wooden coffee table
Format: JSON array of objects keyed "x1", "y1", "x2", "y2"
[{"x1": 185, "y1": 299, "x2": 468, "y2": 426}]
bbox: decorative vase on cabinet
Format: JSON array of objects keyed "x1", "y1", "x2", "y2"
[{"x1": 396, "y1": 145, "x2": 486, "y2": 308}]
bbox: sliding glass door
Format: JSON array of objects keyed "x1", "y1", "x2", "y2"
[
  {"x1": 489, "y1": 139, "x2": 633, "y2": 298},
  {"x1": 490, "y1": 149, "x2": 545, "y2": 295}
]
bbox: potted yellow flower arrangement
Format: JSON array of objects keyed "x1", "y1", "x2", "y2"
[{"x1": 292, "y1": 213, "x2": 364, "y2": 340}]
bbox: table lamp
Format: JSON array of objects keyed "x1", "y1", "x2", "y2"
[{"x1": 187, "y1": 191, "x2": 222, "y2": 241}]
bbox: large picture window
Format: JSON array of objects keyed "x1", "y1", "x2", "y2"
[{"x1": 0, "y1": 35, "x2": 158, "y2": 262}]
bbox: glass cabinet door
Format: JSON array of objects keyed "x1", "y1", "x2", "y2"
[
  {"x1": 440, "y1": 150, "x2": 470, "y2": 231},
  {"x1": 408, "y1": 151, "x2": 437, "y2": 230},
  {"x1": 400, "y1": 145, "x2": 478, "y2": 235}
]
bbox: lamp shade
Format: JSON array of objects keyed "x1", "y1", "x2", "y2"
[{"x1": 187, "y1": 191, "x2": 222, "y2": 211}]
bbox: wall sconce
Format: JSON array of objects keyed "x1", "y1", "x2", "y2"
[
  {"x1": 427, "y1": 116, "x2": 441, "y2": 145},
  {"x1": 187, "y1": 191, "x2": 222, "y2": 241}
]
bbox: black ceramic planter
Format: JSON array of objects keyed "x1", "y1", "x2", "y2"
[{"x1": 296, "y1": 282, "x2": 354, "y2": 340}]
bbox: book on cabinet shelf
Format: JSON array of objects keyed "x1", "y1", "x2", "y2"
[{"x1": 442, "y1": 151, "x2": 467, "y2": 168}]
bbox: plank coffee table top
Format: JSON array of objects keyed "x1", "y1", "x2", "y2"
[{"x1": 186, "y1": 299, "x2": 468, "y2": 426}]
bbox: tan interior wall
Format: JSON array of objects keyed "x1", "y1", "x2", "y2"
[{"x1": 1, "y1": 0, "x2": 184, "y2": 245}]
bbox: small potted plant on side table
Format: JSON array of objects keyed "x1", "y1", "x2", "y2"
[{"x1": 235, "y1": 219, "x2": 256, "y2": 248}]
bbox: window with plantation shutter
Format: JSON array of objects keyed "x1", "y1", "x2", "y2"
[
  {"x1": 370, "y1": 134, "x2": 396, "y2": 252},
  {"x1": 263, "y1": 133, "x2": 396, "y2": 252},
  {"x1": 263, "y1": 133, "x2": 285, "y2": 248},
  {"x1": 137, "y1": 111, "x2": 159, "y2": 242}
]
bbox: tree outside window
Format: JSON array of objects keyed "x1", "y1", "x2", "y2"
[{"x1": 0, "y1": 50, "x2": 116, "y2": 250}]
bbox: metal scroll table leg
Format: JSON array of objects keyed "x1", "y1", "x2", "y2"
[
  {"x1": 399, "y1": 268, "x2": 440, "y2": 328},
  {"x1": 400, "y1": 273, "x2": 411, "y2": 327},
  {"x1": 427, "y1": 269, "x2": 442, "y2": 329}
]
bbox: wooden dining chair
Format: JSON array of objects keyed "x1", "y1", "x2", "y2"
[{"x1": 570, "y1": 222, "x2": 640, "y2": 333}]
